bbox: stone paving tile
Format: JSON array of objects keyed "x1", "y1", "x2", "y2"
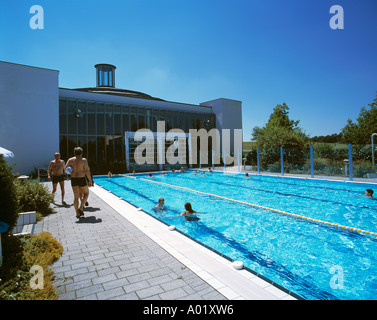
[{"x1": 35, "y1": 182, "x2": 226, "y2": 300}]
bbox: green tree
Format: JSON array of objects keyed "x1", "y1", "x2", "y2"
[
  {"x1": 251, "y1": 103, "x2": 309, "y2": 167},
  {"x1": 341, "y1": 93, "x2": 377, "y2": 145}
]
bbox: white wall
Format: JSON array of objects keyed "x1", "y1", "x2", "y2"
[
  {"x1": 0, "y1": 61, "x2": 59, "y2": 175},
  {"x1": 200, "y1": 98, "x2": 243, "y2": 154}
]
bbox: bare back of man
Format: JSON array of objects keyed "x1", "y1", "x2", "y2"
[{"x1": 65, "y1": 147, "x2": 92, "y2": 218}]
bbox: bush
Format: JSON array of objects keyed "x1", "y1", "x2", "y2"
[
  {"x1": 0, "y1": 232, "x2": 63, "y2": 300},
  {"x1": 15, "y1": 180, "x2": 54, "y2": 217},
  {"x1": 0, "y1": 155, "x2": 18, "y2": 237}
]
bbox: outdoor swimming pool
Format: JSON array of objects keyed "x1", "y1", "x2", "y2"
[{"x1": 93, "y1": 171, "x2": 377, "y2": 300}]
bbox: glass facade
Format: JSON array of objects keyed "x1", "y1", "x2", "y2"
[{"x1": 59, "y1": 97, "x2": 216, "y2": 172}]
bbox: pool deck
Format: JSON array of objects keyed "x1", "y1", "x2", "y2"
[{"x1": 35, "y1": 181, "x2": 297, "y2": 300}]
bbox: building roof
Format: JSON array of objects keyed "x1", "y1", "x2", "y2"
[{"x1": 72, "y1": 87, "x2": 165, "y2": 101}]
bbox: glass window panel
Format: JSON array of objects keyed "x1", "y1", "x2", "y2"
[
  {"x1": 179, "y1": 112, "x2": 186, "y2": 132},
  {"x1": 138, "y1": 107, "x2": 145, "y2": 130},
  {"x1": 114, "y1": 136, "x2": 123, "y2": 163},
  {"x1": 59, "y1": 135, "x2": 67, "y2": 161},
  {"x1": 103, "y1": 71, "x2": 109, "y2": 86},
  {"x1": 98, "y1": 71, "x2": 102, "y2": 87},
  {"x1": 122, "y1": 113, "x2": 129, "y2": 133},
  {"x1": 186, "y1": 113, "x2": 192, "y2": 131},
  {"x1": 108, "y1": 69, "x2": 113, "y2": 87},
  {"x1": 87, "y1": 102, "x2": 96, "y2": 135},
  {"x1": 159, "y1": 110, "x2": 166, "y2": 123},
  {"x1": 114, "y1": 105, "x2": 121, "y2": 135},
  {"x1": 67, "y1": 100, "x2": 78, "y2": 135},
  {"x1": 172, "y1": 111, "x2": 179, "y2": 130},
  {"x1": 209, "y1": 114, "x2": 216, "y2": 129},
  {"x1": 152, "y1": 109, "x2": 159, "y2": 132},
  {"x1": 97, "y1": 137, "x2": 106, "y2": 164},
  {"x1": 78, "y1": 136, "x2": 88, "y2": 156},
  {"x1": 106, "y1": 104, "x2": 113, "y2": 135},
  {"x1": 67, "y1": 136, "x2": 77, "y2": 158},
  {"x1": 107, "y1": 137, "x2": 114, "y2": 164},
  {"x1": 130, "y1": 107, "x2": 137, "y2": 132},
  {"x1": 77, "y1": 101, "x2": 87, "y2": 134},
  {"x1": 121, "y1": 105, "x2": 129, "y2": 133},
  {"x1": 166, "y1": 110, "x2": 172, "y2": 131},
  {"x1": 146, "y1": 109, "x2": 151, "y2": 130},
  {"x1": 59, "y1": 99, "x2": 67, "y2": 135},
  {"x1": 97, "y1": 103, "x2": 105, "y2": 135},
  {"x1": 87, "y1": 136, "x2": 97, "y2": 164}
]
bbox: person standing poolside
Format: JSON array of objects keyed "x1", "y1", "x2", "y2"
[
  {"x1": 47, "y1": 152, "x2": 69, "y2": 205},
  {"x1": 65, "y1": 147, "x2": 92, "y2": 218}
]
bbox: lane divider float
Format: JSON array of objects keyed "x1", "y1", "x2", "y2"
[{"x1": 135, "y1": 177, "x2": 377, "y2": 239}]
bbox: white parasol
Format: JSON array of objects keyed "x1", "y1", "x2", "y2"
[{"x1": 0, "y1": 147, "x2": 15, "y2": 158}]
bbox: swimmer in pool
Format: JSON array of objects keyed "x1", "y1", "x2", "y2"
[
  {"x1": 153, "y1": 197, "x2": 166, "y2": 211},
  {"x1": 365, "y1": 189, "x2": 377, "y2": 200},
  {"x1": 180, "y1": 202, "x2": 200, "y2": 221}
]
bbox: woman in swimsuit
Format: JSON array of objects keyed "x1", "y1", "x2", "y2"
[{"x1": 180, "y1": 202, "x2": 199, "y2": 221}]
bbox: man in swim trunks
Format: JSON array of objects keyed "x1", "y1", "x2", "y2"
[
  {"x1": 65, "y1": 147, "x2": 92, "y2": 218},
  {"x1": 47, "y1": 152, "x2": 69, "y2": 205}
]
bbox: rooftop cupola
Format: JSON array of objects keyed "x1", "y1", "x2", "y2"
[{"x1": 95, "y1": 64, "x2": 116, "y2": 88}]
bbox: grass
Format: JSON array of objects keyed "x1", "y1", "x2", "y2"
[{"x1": 0, "y1": 232, "x2": 63, "y2": 300}]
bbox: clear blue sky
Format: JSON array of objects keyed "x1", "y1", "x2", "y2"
[{"x1": 1, "y1": 0, "x2": 377, "y2": 140}]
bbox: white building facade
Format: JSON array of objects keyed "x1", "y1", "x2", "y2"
[
  {"x1": 0, "y1": 61, "x2": 242, "y2": 174},
  {"x1": 0, "y1": 61, "x2": 59, "y2": 174}
]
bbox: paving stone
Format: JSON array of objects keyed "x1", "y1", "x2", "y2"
[
  {"x1": 136, "y1": 285, "x2": 165, "y2": 299},
  {"x1": 39, "y1": 183, "x2": 226, "y2": 300}
]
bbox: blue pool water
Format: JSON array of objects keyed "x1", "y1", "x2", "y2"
[{"x1": 93, "y1": 172, "x2": 377, "y2": 300}]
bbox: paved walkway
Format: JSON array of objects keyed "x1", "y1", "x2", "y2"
[{"x1": 35, "y1": 183, "x2": 226, "y2": 300}]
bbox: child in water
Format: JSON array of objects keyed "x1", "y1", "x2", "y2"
[
  {"x1": 180, "y1": 202, "x2": 200, "y2": 221},
  {"x1": 153, "y1": 197, "x2": 166, "y2": 211}
]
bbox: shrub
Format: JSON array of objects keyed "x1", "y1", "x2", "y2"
[
  {"x1": 0, "y1": 232, "x2": 63, "y2": 300},
  {"x1": 14, "y1": 180, "x2": 54, "y2": 217},
  {"x1": 0, "y1": 155, "x2": 18, "y2": 238}
]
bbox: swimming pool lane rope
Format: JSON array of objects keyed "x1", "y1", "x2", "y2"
[{"x1": 134, "y1": 177, "x2": 377, "y2": 239}]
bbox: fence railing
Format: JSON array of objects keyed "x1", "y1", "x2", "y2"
[{"x1": 243, "y1": 144, "x2": 377, "y2": 180}]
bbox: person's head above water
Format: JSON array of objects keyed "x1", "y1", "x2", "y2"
[
  {"x1": 366, "y1": 189, "x2": 374, "y2": 197},
  {"x1": 184, "y1": 202, "x2": 194, "y2": 213}
]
